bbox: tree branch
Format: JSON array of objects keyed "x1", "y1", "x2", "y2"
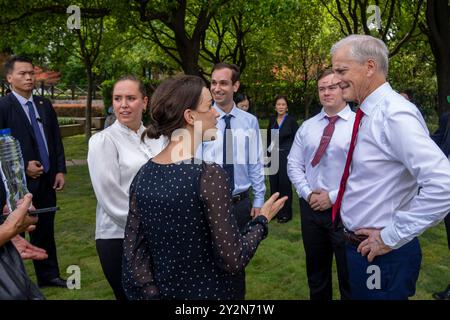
[
  {"x1": 320, "y1": 0, "x2": 348, "y2": 35},
  {"x1": 336, "y1": 0, "x2": 353, "y2": 34},
  {"x1": 382, "y1": 0, "x2": 396, "y2": 41},
  {"x1": 389, "y1": 0, "x2": 424, "y2": 57}
]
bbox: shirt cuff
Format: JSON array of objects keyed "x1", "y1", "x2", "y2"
[
  {"x1": 253, "y1": 198, "x2": 264, "y2": 208},
  {"x1": 250, "y1": 215, "x2": 269, "y2": 239},
  {"x1": 300, "y1": 186, "x2": 313, "y2": 202},
  {"x1": 380, "y1": 225, "x2": 402, "y2": 249},
  {"x1": 328, "y1": 189, "x2": 338, "y2": 204}
]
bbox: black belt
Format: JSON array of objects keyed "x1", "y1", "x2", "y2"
[
  {"x1": 343, "y1": 228, "x2": 368, "y2": 247},
  {"x1": 232, "y1": 190, "x2": 249, "y2": 203}
]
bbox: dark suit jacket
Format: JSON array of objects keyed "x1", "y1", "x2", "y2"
[
  {"x1": 431, "y1": 111, "x2": 450, "y2": 157},
  {"x1": 0, "y1": 93, "x2": 66, "y2": 203},
  {"x1": 267, "y1": 114, "x2": 299, "y2": 153}
]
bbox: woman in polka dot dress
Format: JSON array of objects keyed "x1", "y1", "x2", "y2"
[{"x1": 122, "y1": 75, "x2": 287, "y2": 300}]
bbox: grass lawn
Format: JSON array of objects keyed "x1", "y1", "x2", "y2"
[{"x1": 23, "y1": 134, "x2": 449, "y2": 300}]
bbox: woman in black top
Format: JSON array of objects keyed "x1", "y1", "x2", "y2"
[
  {"x1": 267, "y1": 95, "x2": 299, "y2": 223},
  {"x1": 122, "y1": 75, "x2": 287, "y2": 300}
]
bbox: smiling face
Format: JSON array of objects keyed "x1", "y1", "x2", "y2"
[
  {"x1": 112, "y1": 80, "x2": 148, "y2": 131},
  {"x1": 6, "y1": 61, "x2": 35, "y2": 98},
  {"x1": 318, "y1": 73, "x2": 346, "y2": 113},
  {"x1": 332, "y1": 45, "x2": 373, "y2": 104},
  {"x1": 275, "y1": 97, "x2": 288, "y2": 116},
  {"x1": 210, "y1": 68, "x2": 240, "y2": 110},
  {"x1": 192, "y1": 87, "x2": 219, "y2": 141}
]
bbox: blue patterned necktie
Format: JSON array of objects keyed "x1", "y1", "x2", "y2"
[
  {"x1": 223, "y1": 114, "x2": 234, "y2": 191},
  {"x1": 26, "y1": 101, "x2": 50, "y2": 172}
]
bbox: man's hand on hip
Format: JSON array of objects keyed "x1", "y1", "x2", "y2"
[{"x1": 356, "y1": 228, "x2": 393, "y2": 263}]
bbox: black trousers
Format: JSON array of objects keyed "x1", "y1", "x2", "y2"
[
  {"x1": 28, "y1": 173, "x2": 60, "y2": 282},
  {"x1": 299, "y1": 198, "x2": 351, "y2": 300},
  {"x1": 269, "y1": 150, "x2": 293, "y2": 221},
  {"x1": 96, "y1": 238, "x2": 127, "y2": 300},
  {"x1": 230, "y1": 196, "x2": 252, "y2": 299}
]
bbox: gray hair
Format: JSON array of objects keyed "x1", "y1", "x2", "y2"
[{"x1": 331, "y1": 34, "x2": 389, "y2": 77}]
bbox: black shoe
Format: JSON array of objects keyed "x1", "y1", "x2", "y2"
[
  {"x1": 38, "y1": 277, "x2": 68, "y2": 288},
  {"x1": 432, "y1": 284, "x2": 450, "y2": 300},
  {"x1": 277, "y1": 218, "x2": 290, "y2": 224}
]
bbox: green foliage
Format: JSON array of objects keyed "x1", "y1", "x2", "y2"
[
  {"x1": 101, "y1": 79, "x2": 115, "y2": 114},
  {"x1": 0, "y1": 0, "x2": 443, "y2": 119},
  {"x1": 389, "y1": 38, "x2": 438, "y2": 121},
  {"x1": 57, "y1": 117, "x2": 77, "y2": 126}
]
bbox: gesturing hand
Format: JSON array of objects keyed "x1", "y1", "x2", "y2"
[
  {"x1": 259, "y1": 192, "x2": 288, "y2": 222},
  {"x1": 3, "y1": 193, "x2": 38, "y2": 235},
  {"x1": 11, "y1": 235, "x2": 48, "y2": 260}
]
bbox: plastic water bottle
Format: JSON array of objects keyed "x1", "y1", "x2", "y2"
[{"x1": 0, "y1": 128, "x2": 29, "y2": 212}]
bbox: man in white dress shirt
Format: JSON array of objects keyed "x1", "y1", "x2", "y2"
[
  {"x1": 287, "y1": 69, "x2": 352, "y2": 300},
  {"x1": 331, "y1": 34, "x2": 450, "y2": 300}
]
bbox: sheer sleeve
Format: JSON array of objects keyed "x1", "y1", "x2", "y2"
[
  {"x1": 199, "y1": 163, "x2": 268, "y2": 275},
  {"x1": 122, "y1": 174, "x2": 159, "y2": 300}
]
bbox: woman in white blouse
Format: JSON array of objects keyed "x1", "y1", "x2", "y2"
[{"x1": 87, "y1": 75, "x2": 166, "y2": 300}]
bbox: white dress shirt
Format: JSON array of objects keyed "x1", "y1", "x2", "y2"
[
  {"x1": 200, "y1": 104, "x2": 266, "y2": 208},
  {"x1": 88, "y1": 120, "x2": 167, "y2": 239},
  {"x1": 341, "y1": 83, "x2": 450, "y2": 249},
  {"x1": 287, "y1": 105, "x2": 355, "y2": 203}
]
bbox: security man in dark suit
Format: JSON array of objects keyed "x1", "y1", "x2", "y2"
[
  {"x1": 431, "y1": 111, "x2": 450, "y2": 299},
  {"x1": 0, "y1": 56, "x2": 67, "y2": 288}
]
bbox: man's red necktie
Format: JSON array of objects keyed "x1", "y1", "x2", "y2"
[
  {"x1": 311, "y1": 115, "x2": 340, "y2": 167},
  {"x1": 332, "y1": 108, "x2": 364, "y2": 223}
]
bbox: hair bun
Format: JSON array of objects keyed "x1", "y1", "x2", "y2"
[{"x1": 142, "y1": 122, "x2": 161, "y2": 141}]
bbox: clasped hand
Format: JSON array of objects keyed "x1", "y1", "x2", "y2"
[{"x1": 308, "y1": 189, "x2": 332, "y2": 211}]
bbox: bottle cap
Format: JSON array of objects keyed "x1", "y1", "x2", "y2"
[{"x1": 0, "y1": 128, "x2": 11, "y2": 136}]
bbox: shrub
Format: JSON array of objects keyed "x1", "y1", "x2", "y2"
[
  {"x1": 53, "y1": 104, "x2": 104, "y2": 117},
  {"x1": 58, "y1": 117, "x2": 77, "y2": 125}
]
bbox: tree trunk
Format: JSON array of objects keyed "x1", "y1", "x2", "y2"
[
  {"x1": 426, "y1": 0, "x2": 450, "y2": 115},
  {"x1": 85, "y1": 72, "x2": 94, "y2": 142},
  {"x1": 435, "y1": 52, "x2": 450, "y2": 115},
  {"x1": 177, "y1": 40, "x2": 202, "y2": 77}
]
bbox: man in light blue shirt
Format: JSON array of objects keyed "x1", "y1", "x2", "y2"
[
  {"x1": 202, "y1": 63, "x2": 266, "y2": 227},
  {"x1": 201, "y1": 63, "x2": 266, "y2": 299}
]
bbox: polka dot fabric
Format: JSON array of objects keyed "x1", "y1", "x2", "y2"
[{"x1": 122, "y1": 159, "x2": 268, "y2": 300}]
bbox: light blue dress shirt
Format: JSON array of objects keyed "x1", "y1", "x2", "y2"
[
  {"x1": 12, "y1": 90, "x2": 49, "y2": 154},
  {"x1": 199, "y1": 103, "x2": 266, "y2": 208}
]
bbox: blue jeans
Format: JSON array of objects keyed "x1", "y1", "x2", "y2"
[{"x1": 346, "y1": 237, "x2": 422, "y2": 300}]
